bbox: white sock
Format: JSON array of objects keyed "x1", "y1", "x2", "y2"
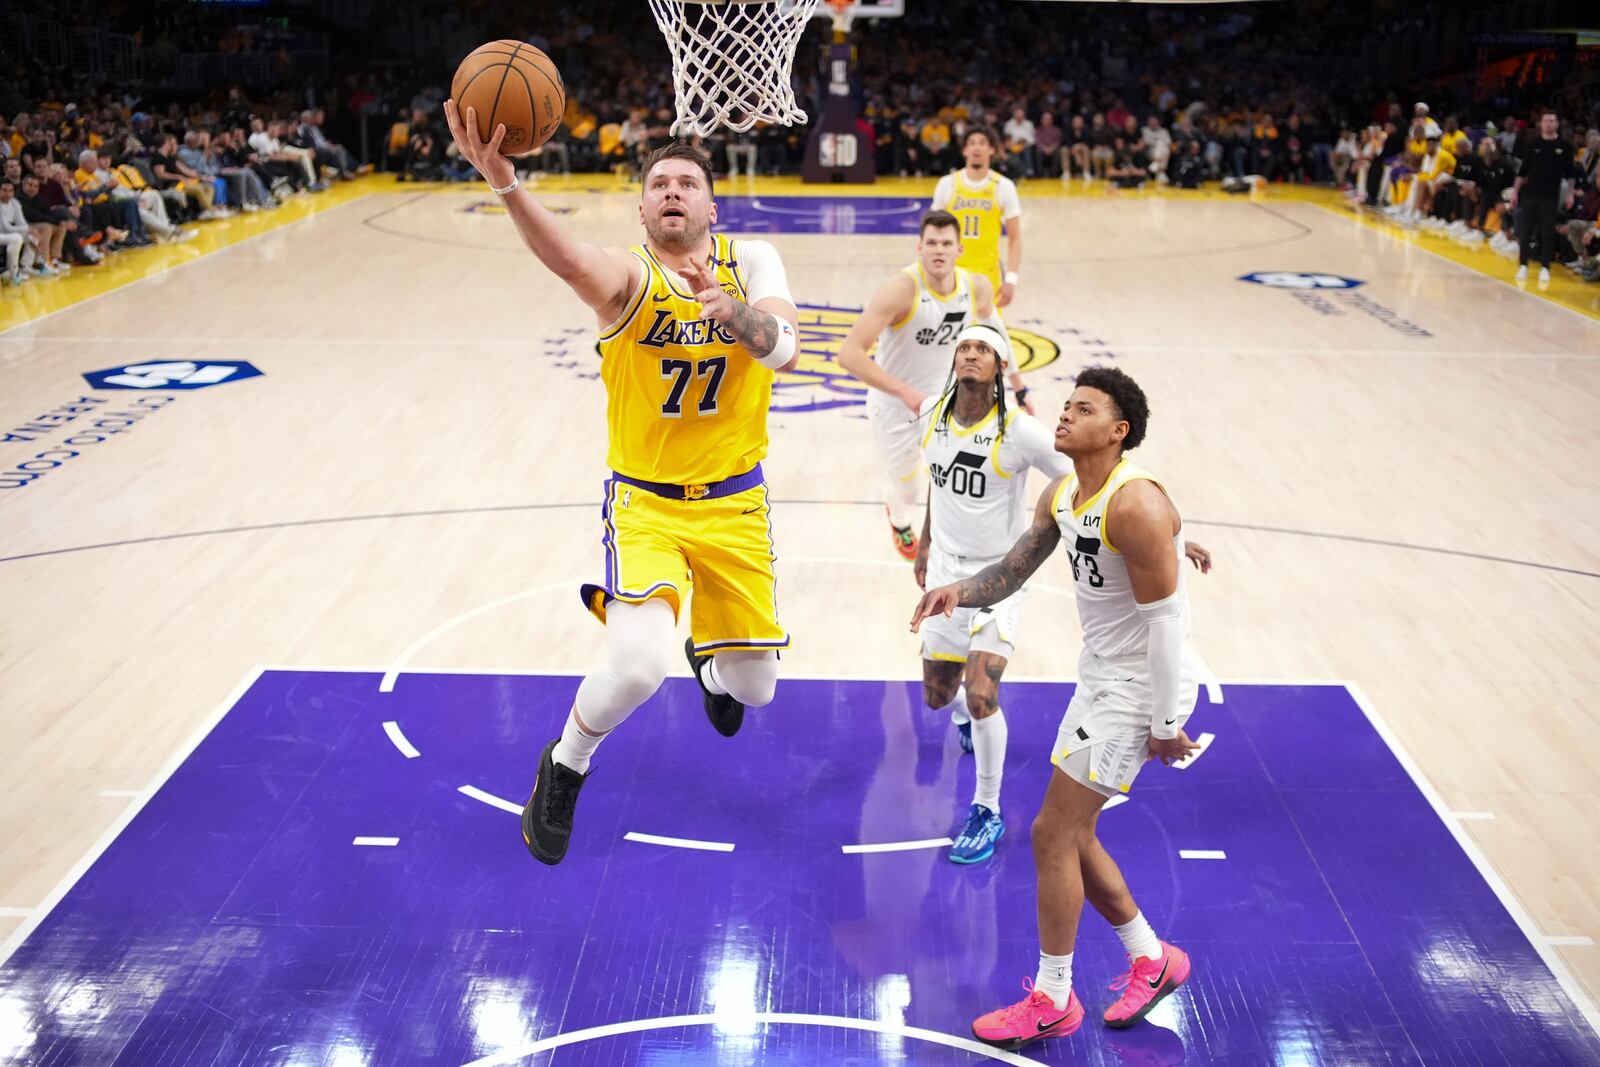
[
  {"x1": 947, "y1": 685, "x2": 970, "y2": 726},
  {"x1": 971, "y1": 709, "x2": 1007, "y2": 813},
  {"x1": 551, "y1": 707, "x2": 604, "y2": 774},
  {"x1": 1034, "y1": 951, "x2": 1073, "y2": 1009},
  {"x1": 1113, "y1": 910, "x2": 1162, "y2": 963},
  {"x1": 702, "y1": 656, "x2": 729, "y2": 696}
]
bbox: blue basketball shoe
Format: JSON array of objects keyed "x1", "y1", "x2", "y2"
[
  {"x1": 957, "y1": 720, "x2": 974, "y2": 754},
  {"x1": 949, "y1": 803, "x2": 1004, "y2": 864}
]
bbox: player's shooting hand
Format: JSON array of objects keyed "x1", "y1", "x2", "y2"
[
  {"x1": 1185, "y1": 541, "x2": 1212, "y2": 573},
  {"x1": 442, "y1": 100, "x2": 515, "y2": 188},
  {"x1": 910, "y1": 584, "x2": 960, "y2": 632},
  {"x1": 1147, "y1": 729, "x2": 1201, "y2": 766},
  {"x1": 679, "y1": 262, "x2": 736, "y2": 323}
]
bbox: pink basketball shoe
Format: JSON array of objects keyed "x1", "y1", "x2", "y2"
[
  {"x1": 1103, "y1": 941, "x2": 1191, "y2": 1028},
  {"x1": 971, "y1": 978, "x2": 1085, "y2": 1050}
]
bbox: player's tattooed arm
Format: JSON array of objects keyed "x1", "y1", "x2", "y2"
[
  {"x1": 954, "y1": 511, "x2": 1060, "y2": 607},
  {"x1": 723, "y1": 298, "x2": 780, "y2": 357}
]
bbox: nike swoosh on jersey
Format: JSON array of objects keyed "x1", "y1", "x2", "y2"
[{"x1": 652, "y1": 293, "x2": 670, "y2": 301}]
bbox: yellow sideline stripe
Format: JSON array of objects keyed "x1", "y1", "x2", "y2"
[
  {"x1": 1304, "y1": 196, "x2": 1600, "y2": 322},
  {"x1": 0, "y1": 175, "x2": 384, "y2": 332}
]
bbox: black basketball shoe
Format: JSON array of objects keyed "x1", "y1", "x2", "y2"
[
  {"x1": 685, "y1": 638, "x2": 744, "y2": 737},
  {"x1": 521, "y1": 738, "x2": 588, "y2": 865}
]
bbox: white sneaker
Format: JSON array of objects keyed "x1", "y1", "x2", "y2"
[
  {"x1": 242, "y1": 202, "x2": 260, "y2": 213},
  {"x1": 173, "y1": 228, "x2": 199, "y2": 243},
  {"x1": 1461, "y1": 230, "x2": 1485, "y2": 243},
  {"x1": 8, "y1": 269, "x2": 25, "y2": 285},
  {"x1": 1539, "y1": 267, "x2": 1550, "y2": 286},
  {"x1": 1515, "y1": 265, "x2": 1528, "y2": 282}
]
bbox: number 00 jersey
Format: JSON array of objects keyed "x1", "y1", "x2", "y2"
[
  {"x1": 1052, "y1": 457, "x2": 1191, "y2": 659},
  {"x1": 598, "y1": 232, "x2": 773, "y2": 485},
  {"x1": 869, "y1": 264, "x2": 973, "y2": 410},
  {"x1": 919, "y1": 396, "x2": 1073, "y2": 560}
]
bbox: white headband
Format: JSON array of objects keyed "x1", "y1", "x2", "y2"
[{"x1": 954, "y1": 323, "x2": 1012, "y2": 368}]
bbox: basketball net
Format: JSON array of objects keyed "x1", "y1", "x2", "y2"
[{"x1": 647, "y1": 0, "x2": 823, "y2": 137}]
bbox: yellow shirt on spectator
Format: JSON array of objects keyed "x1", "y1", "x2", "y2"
[
  {"x1": 1419, "y1": 148, "x2": 1456, "y2": 181},
  {"x1": 74, "y1": 167, "x2": 109, "y2": 202}
]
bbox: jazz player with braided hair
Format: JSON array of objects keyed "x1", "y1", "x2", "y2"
[
  {"x1": 443, "y1": 103, "x2": 800, "y2": 866},
  {"x1": 912, "y1": 366, "x2": 1211, "y2": 1049},
  {"x1": 912, "y1": 323, "x2": 1074, "y2": 863}
]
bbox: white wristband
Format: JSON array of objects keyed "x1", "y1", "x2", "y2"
[
  {"x1": 1003, "y1": 270, "x2": 1019, "y2": 285},
  {"x1": 754, "y1": 317, "x2": 797, "y2": 370},
  {"x1": 490, "y1": 176, "x2": 519, "y2": 196}
]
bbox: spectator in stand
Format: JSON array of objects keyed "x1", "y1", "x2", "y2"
[
  {"x1": 1107, "y1": 135, "x2": 1147, "y2": 188},
  {"x1": 75, "y1": 149, "x2": 149, "y2": 246},
  {"x1": 1410, "y1": 134, "x2": 1458, "y2": 228},
  {"x1": 217, "y1": 128, "x2": 291, "y2": 200},
  {"x1": 151, "y1": 133, "x2": 222, "y2": 219},
  {"x1": 1280, "y1": 114, "x2": 1309, "y2": 183},
  {"x1": 1140, "y1": 113, "x2": 1172, "y2": 183},
  {"x1": 105, "y1": 150, "x2": 192, "y2": 241},
  {"x1": 250, "y1": 119, "x2": 321, "y2": 190},
  {"x1": 1064, "y1": 113, "x2": 1090, "y2": 180},
  {"x1": 618, "y1": 108, "x2": 650, "y2": 170},
  {"x1": 45, "y1": 162, "x2": 115, "y2": 257},
  {"x1": 398, "y1": 114, "x2": 443, "y2": 182},
  {"x1": 17, "y1": 173, "x2": 70, "y2": 275},
  {"x1": 1170, "y1": 140, "x2": 1207, "y2": 188},
  {"x1": 1463, "y1": 138, "x2": 1512, "y2": 245},
  {"x1": 1331, "y1": 127, "x2": 1358, "y2": 188},
  {"x1": 1034, "y1": 111, "x2": 1061, "y2": 179},
  {"x1": 920, "y1": 112, "x2": 954, "y2": 175},
  {"x1": 1003, "y1": 106, "x2": 1036, "y2": 179},
  {"x1": 298, "y1": 109, "x2": 360, "y2": 180},
  {"x1": 0, "y1": 178, "x2": 37, "y2": 286},
  {"x1": 1088, "y1": 112, "x2": 1115, "y2": 180},
  {"x1": 1250, "y1": 113, "x2": 1280, "y2": 180},
  {"x1": 384, "y1": 109, "x2": 411, "y2": 173}
]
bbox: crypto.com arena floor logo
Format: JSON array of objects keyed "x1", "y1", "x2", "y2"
[{"x1": 778, "y1": 303, "x2": 1061, "y2": 414}]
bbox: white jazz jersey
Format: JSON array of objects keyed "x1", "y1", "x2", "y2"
[
  {"x1": 920, "y1": 396, "x2": 1073, "y2": 560},
  {"x1": 1051, "y1": 457, "x2": 1191, "y2": 658},
  {"x1": 868, "y1": 264, "x2": 974, "y2": 411}
]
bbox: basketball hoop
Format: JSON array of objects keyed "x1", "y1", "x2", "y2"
[{"x1": 647, "y1": 0, "x2": 823, "y2": 138}]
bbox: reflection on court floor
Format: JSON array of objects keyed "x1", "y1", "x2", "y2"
[{"x1": 2, "y1": 669, "x2": 1595, "y2": 1066}]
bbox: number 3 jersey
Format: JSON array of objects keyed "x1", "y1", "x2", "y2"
[
  {"x1": 919, "y1": 395, "x2": 1073, "y2": 560},
  {"x1": 598, "y1": 232, "x2": 785, "y2": 485},
  {"x1": 1051, "y1": 457, "x2": 1192, "y2": 659}
]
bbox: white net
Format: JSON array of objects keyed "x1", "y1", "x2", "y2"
[{"x1": 647, "y1": 0, "x2": 823, "y2": 137}]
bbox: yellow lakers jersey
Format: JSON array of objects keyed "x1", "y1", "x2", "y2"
[
  {"x1": 946, "y1": 172, "x2": 1005, "y2": 282},
  {"x1": 597, "y1": 232, "x2": 773, "y2": 485}
]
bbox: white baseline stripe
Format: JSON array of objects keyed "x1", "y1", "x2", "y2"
[
  {"x1": 0, "y1": 666, "x2": 266, "y2": 971},
  {"x1": 382, "y1": 720, "x2": 421, "y2": 758},
  {"x1": 352, "y1": 836, "x2": 399, "y2": 847},
  {"x1": 460, "y1": 1011, "x2": 1047, "y2": 1067},
  {"x1": 458, "y1": 784, "x2": 523, "y2": 816},
  {"x1": 1545, "y1": 936, "x2": 1596, "y2": 947},
  {"x1": 379, "y1": 579, "x2": 572, "y2": 692},
  {"x1": 1346, "y1": 681, "x2": 1600, "y2": 1037},
  {"x1": 624, "y1": 832, "x2": 735, "y2": 853},
  {"x1": 841, "y1": 837, "x2": 953, "y2": 855},
  {"x1": 1179, "y1": 850, "x2": 1227, "y2": 860}
]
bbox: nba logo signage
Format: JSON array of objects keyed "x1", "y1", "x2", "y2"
[
  {"x1": 83, "y1": 360, "x2": 264, "y2": 390},
  {"x1": 1239, "y1": 271, "x2": 1365, "y2": 290},
  {"x1": 818, "y1": 133, "x2": 858, "y2": 168}
]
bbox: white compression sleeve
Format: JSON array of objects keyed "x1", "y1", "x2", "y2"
[{"x1": 1136, "y1": 591, "x2": 1184, "y2": 739}]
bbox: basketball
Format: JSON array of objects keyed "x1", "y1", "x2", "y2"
[{"x1": 451, "y1": 40, "x2": 565, "y2": 156}]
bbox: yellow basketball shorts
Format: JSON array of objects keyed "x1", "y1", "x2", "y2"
[{"x1": 579, "y1": 472, "x2": 790, "y2": 655}]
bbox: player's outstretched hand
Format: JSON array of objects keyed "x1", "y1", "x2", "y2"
[
  {"x1": 910, "y1": 584, "x2": 960, "y2": 632},
  {"x1": 442, "y1": 100, "x2": 515, "y2": 189},
  {"x1": 679, "y1": 263, "x2": 736, "y2": 323},
  {"x1": 1184, "y1": 541, "x2": 1212, "y2": 573},
  {"x1": 1147, "y1": 729, "x2": 1202, "y2": 766}
]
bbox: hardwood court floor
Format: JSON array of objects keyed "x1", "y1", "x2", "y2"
[{"x1": 2, "y1": 174, "x2": 1598, "y2": 1025}]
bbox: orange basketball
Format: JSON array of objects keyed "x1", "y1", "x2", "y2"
[{"x1": 451, "y1": 40, "x2": 565, "y2": 157}]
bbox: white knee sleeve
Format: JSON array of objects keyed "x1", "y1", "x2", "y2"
[
  {"x1": 711, "y1": 650, "x2": 779, "y2": 707},
  {"x1": 575, "y1": 598, "x2": 675, "y2": 732}
]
